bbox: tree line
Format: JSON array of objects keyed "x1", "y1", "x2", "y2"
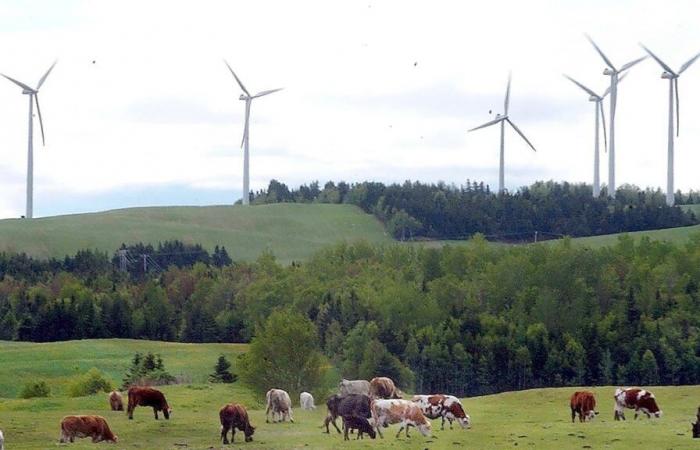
[
  {"x1": 248, "y1": 179, "x2": 697, "y2": 240},
  {"x1": 1, "y1": 235, "x2": 699, "y2": 395}
]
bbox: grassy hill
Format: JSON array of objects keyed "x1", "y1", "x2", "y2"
[
  {"x1": 0, "y1": 339, "x2": 697, "y2": 449},
  {"x1": 0, "y1": 204, "x2": 391, "y2": 264}
]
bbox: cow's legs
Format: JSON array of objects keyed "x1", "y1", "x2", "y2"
[
  {"x1": 127, "y1": 404, "x2": 134, "y2": 420},
  {"x1": 265, "y1": 404, "x2": 271, "y2": 423},
  {"x1": 342, "y1": 418, "x2": 349, "y2": 441},
  {"x1": 288, "y1": 409, "x2": 294, "y2": 423},
  {"x1": 441, "y1": 415, "x2": 446, "y2": 430},
  {"x1": 375, "y1": 420, "x2": 384, "y2": 439},
  {"x1": 153, "y1": 407, "x2": 159, "y2": 420}
]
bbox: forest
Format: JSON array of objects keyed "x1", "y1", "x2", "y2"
[
  {"x1": 248, "y1": 179, "x2": 698, "y2": 240},
  {"x1": 1, "y1": 234, "x2": 699, "y2": 396}
]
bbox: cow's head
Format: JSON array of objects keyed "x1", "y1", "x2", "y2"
[
  {"x1": 417, "y1": 419, "x2": 432, "y2": 437},
  {"x1": 458, "y1": 414, "x2": 472, "y2": 428},
  {"x1": 163, "y1": 406, "x2": 172, "y2": 420},
  {"x1": 586, "y1": 410, "x2": 599, "y2": 421},
  {"x1": 245, "y1": 425, "x2": 255, "y2": 442},
  {"x1": 692, "y1": 421, "x2": 700, "y2": 438},
  {"x1": 109, "y1": 434, "x2": 118, "y2": 443},
  {"x1": 640, "y1": 393, "x2": 661, "y2": 418}
]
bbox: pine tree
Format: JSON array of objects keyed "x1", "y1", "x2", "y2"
[{"x1": 209, "y1": 354, "x2": 237, "y2": 383}]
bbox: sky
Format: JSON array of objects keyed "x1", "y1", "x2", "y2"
[{"x1": 0, "y1": 0, "x2": 699, "y2": 219}]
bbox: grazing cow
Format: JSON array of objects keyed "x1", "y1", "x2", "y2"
[
  {"x1": 266, "y1": 388, "x2": 294, "y2": 423},
  {"x1": 59, "y1": 415, "x2": 118, "y2": 443},
  {"x1": 323, "y1": 394, "x2": 343, "y2": 434},
  {"x1": 614, "y1": 388, "x2": 662, "y2": 420},
  {"x1": 339, "y1": 378, "x2": 370, "y2": 397},
  {"x1": 0, "y1": 429, "x2": 4, "y2": 450},
  {"x1": 371, "y1": 399, "x2": 432, "y2": 438},
  {"x1": 300, "y1": 391, "x2": 316, "y2": 410},
  {"x1": 219, "y1": 403, "x2": 255, "y2": 444},
  {"x1": 692, "y1": 406, "x2": 700, "y2": 438},
  {"x1": 127, "y1": 386, "x2": 172, "y2": 420},
  {"x1": 412, "y1": 394, "x2": 471, "y2": 430},
  {"x1": 569, "y1": 391, "x2": 598, "y2": 423},
  {"x1": 343, "y1": 415, "x2": 376, "y2": 441},
  {"x1": 338, "y1": 394, "x2": 375, "y2": 439},
  {"x1": 108, "y1": 390, "x2": 124, "y2": 411},
  {"x1": 370, "y1": 377, "x2": 402, "y2": 399}
]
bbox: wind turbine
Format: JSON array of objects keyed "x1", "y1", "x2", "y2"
[
  {"x1": 468, "y1": 73, "x2": 537, "y2": 194},
  {"x1": 2, "y1": 61, "x2": 57, "y2": 219},
  {"x1": 639, "y1": 44, "x2": 700, "y2": 206},
  {"x1": 224, "y1": 61, "x2": 282, "y2": 206},
  {"x1": 586, "y1": 35, "x2": 646, "y2": 199},
  {"x1": 563, "y1": 73, "x2": 626, "y2": 197}
]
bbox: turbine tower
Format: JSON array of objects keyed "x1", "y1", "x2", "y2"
[
  {"x1": 639, "y1": 44, "x2": 700, "y2": 206},
  {"x1": 2, "y1": 61, "x2": 57, "y2": 219},
  {"x1": 564, "y1": 73, "x2": 626, "y2": 197},
  {"x1": 469, "y1": 73, "x2": 537, "y2": 194},
  {"x1": 224, "y1": 61, "x2": 282, "y2": 205},
  {"x1": 586, "y1": 35, "x2": 646, "y2": 199}
]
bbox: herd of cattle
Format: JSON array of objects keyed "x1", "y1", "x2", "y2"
[{"x1": 0, "y1": 378, "x2": 692, "y2": 446}]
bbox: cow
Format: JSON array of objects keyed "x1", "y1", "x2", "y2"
[
  {"x1": 337, "y1": 394, "x2": 375, "y2": 439},
  {"x1": 108, "y1": 390, "x2": 124, "y2": 411},
  {"x1": 343, "y1": 415, "x2": 376, "y2": 441},
  {"x1": 371, "y1": 399, "x2": 432, "y2": 438},
  {"x1": 59, "y1": 415, "x2": 118, "y2": 443},
  {"x1": 412, "y1": 394, "x2": 471, "y2": 430},
  {"x1": 266, "y1": 388, "x2": 294, "y2": 423},
  {"x1": 339, "y1": 379, "x2": 370, "y2": 397},
  {"x1": 323, "y1": 394, "x2": 343, "y2": 434},
  {"x1": 127, "y1": 386, "x2": 172, "y2": 420},
  {"x1": 569, "y1": 391, "x2": 598, "y2": 423},
  {"x1": 693, "y1": 406, "x2": 700, "y2": 438},
  {"x1": 370, "y1": 377, "x2": 402, "y2": 399},
  {"x1": 614, "y1": 387, "x2": 662, "y2": 420},
  {"x1": 0, "y1": 429, "x2": 4, "y2": 450},
  {"x1": 219, "y1": 403, "x2": 255, "y2": 444},
  {"x1": 300, "y1": 391, "x2": 316, "y2": 410}
]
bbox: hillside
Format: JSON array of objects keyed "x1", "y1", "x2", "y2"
[
  {"x1": 0, "y1": 339, "x2": 697, "y2": 449},
  {"x1": 0, "y1": 204, "x2": 391, "y2": 264}
]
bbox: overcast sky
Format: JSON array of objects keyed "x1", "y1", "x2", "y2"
[{"x1": 0, "y1": 0, "x2": 699, "y2": 219}]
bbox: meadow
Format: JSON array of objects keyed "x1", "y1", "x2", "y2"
[{"x1": 0, "y1": 340, "x2": 697, "y2": 449}]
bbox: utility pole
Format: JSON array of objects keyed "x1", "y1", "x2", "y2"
[
  {"x1": 142, "y1": 254, "x2": 147, "y2": 273},
  {"x1": 534, "y1": 231, "x2": 538, "y2": 243}
]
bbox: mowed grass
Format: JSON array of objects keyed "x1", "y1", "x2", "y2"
[
  {"x1": 0, "y1": 340, "x2": 698, "y2": 449},
  {"x1": 0, "y1": 204, "x2": 391, "y2": 264}
]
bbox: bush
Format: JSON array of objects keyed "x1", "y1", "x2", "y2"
[
  {"x1": 68, "y1": 368, "x2": 114, "y2": 397},
  {"x1": 19, "y1": 380, "x2": 50, "y2": 398}
]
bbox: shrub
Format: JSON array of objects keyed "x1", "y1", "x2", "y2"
[
  {"x1": 68, "y1": 368, "x2": 114, "y2": 397},
  {"x1": 19, "y1": 380, "x2": 50, "y2": 398}
]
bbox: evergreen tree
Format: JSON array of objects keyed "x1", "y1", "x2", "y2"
[{"x1": 209, "y1": 354, "x2": 237, "y2": 383}]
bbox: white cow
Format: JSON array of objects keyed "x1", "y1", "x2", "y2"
[
  {"x1": 339, "y1": 379, "x2": 370, "y2": 396},
  {"x1": 266, "y1": 389, "x2": 294, "y2": 423},
  {"x1": 0, "y1": 429, "x2": 4, "y2": 450},
  {"x1": 371, "y1": 399, "x2": 432, "y2": 438},
  {"x1": 300, "y1": 391, "x2": 316, "y2": 410}
]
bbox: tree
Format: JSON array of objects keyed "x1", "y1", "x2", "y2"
[
  {"x1": 640, "y1": 349, "x2": 660, "y2": 385},
  {"x1": 238, "y1": 309, "x2": 327, "y2": 398},
  {"x1": 209, "y1": 354, "x2": 237, "y2": 383}
]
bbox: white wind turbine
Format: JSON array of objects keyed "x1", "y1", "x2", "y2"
[
  {"x1": 2, "y1": 61, "x2": 57, "y2": 219},
  {"x1": 586, "y1": 35, "x2": 646, "y2": 199},
  {"x1": 469, "y1": 73, "x2": 537, "y2": 194},
  {"x1": 224, "y1": 61, "x2": 283, "y2": 205},
  {"x1": 564, "y1": 73, "x2": 626, "y2": 197},
  {"x1": 639, "y1": 44, "x2": 700, "y2": 206}
]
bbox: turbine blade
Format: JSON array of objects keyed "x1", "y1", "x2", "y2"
[
  {"x1": 679, "y1": 51, "x2": 700, "y2": 74},
  {"x1": 675, "y1": 78, "x2": 680, "y2": 137},
  {"x1": 35, "y1": 94, "x2": 46, "y2": 146},
  {"x1": 506, "y1": 118, "x2": 536, "y2": 152},
  {"x1": 253, "y1": 87, "x2": 283, "y2": 98},
  {"x1": 585, "y1": 34, "x2": 616, "y2": 71},
  {"x1": 599, "y1": 101, "x2": 608, "y2": 152},
  {"x1": 1, "y1": 74, "x2": 34, "y2": 92},
  {"x1": 504, "y1": 72, "x2": 511, "y2": 115},
  {"x1": 619, "y1": 55, "x2": 647, "y2": 72},
  {"x1": 224, "y1": 60, "x2": 250, "y2": 96},
  {"x1": 36, "y1": 60, "x2": 57, "y2": 90},
  {"x1": 639, "y1": 44, "x2": 674, "y2": 75},
  {"x1": 563, "y1": 74, "x2": 599, "y2": 98},
  {"x1": 468, "y1": 116, "x2": 505, "y2": 132}
]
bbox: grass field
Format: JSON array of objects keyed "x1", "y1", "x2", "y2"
[
  {"x1": 0, "y1": 204, "x2": 391, "y2": 264},
  {"x1": 0, "y1": 340, "x2": 698, "y2": 449}
]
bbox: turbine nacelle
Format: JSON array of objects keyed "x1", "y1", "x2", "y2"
[
  {"x1": 603, "y1": 68, "x2": 614, "y2": 76},
  {"x1": 661, "y1": 72, "x2": 675, "y2": 79},
  {"x1": 588, "y1": 95, "x2": 598, "y2": 102},
  {"x1": 239, "y1": 94, "x2": 249, "y2": 101},
  {"x1": 22, "y1": 89, "x2": 35, "y2": 95}
]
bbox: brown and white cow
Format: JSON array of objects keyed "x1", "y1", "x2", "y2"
[
  {"x1": 59, "y1": 415, "x2": 118, "y2": 443},
  {"x1": 220, "y1": 403, "x2": 255, "y2": 444},
  {"x1": 339, "y1": 379, "x2": 370, "y2": 397},
  {"x1": 108, "y1": 390, "x2": 123, "y2": 411},
  {"x1": 569, "y1": 391, "x2": 598, "y2": 423},
  {"x1": 370, "y1": 377, "x2": 402, "y2": 399},
  {"x1": 266, "y1": 388, "x2": 294, "y2": 423},
  {"x1": 371, "y1": 399, "x2": 432, "y2": 438},
  {"x1": 127, "y1": 386, "x2": 172, "y2": 420},
  {"x1": 412, "y1": 394, "x2": 471, "y2": 429},
  {"x1": 614, "y1": 388, "x2": 662, "y2": 420}
]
